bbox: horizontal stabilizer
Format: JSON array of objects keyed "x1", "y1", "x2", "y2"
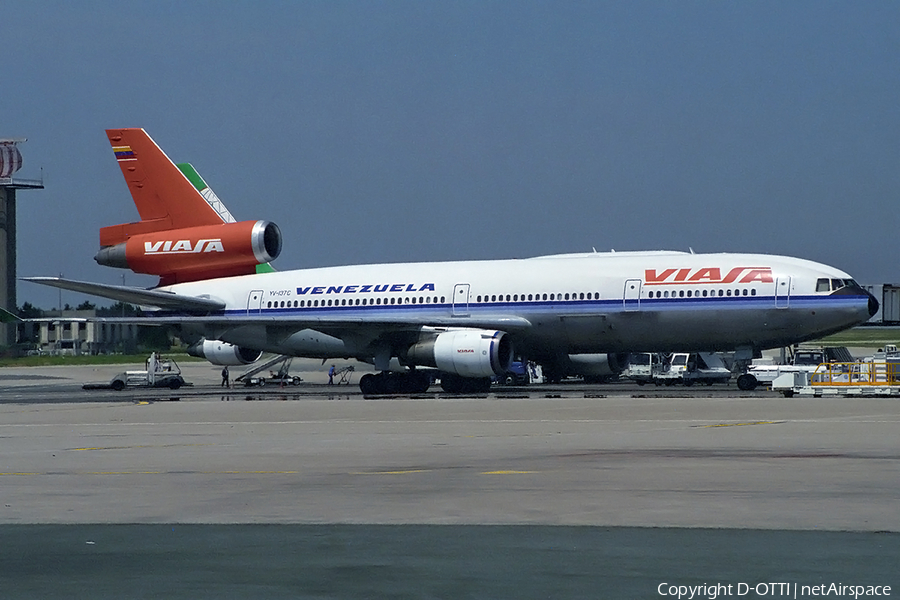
[
  {"x1": 0, "y1": 306, "x2": 21, "y2": 323},
  {"x1": 23, "y1": 277, "x2": 225, "y2": 312}
]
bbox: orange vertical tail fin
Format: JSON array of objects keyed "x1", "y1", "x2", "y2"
[
  {"x1": 100, "y1": 128, "x2": 226, "y2": 247},
  {"x1": 96, "y1": 129, "x2": 281, "y2": 285}
]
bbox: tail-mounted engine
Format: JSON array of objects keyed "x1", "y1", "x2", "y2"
[
  {"x1": 404, "y1": 329, "x2": 513, "y2": 378},
  {"x1": 95, "y1": 220, "x2": 282, "y2": 284}
]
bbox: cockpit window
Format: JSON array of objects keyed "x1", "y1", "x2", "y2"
[
  {"x1": 816, "y1": 278, "x2": 830, "y2": 292},
  {"x1": 831, "y1": 279, "x2": 844, "y2": 291}
]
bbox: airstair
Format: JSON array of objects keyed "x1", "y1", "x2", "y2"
[{"x1": 235, "y1": 355, "x2": 301, "y2": 387}]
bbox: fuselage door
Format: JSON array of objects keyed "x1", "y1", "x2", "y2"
[
  {"x1": 624, "y1": 279, "x2": 642, "y2": 312},
  {"x1": 775, "y1": 277, "x2": 791, "y2": 309},
  {"x1": 452, "y1": 283, "x2": 470, "y2": 316},
  {"x1": 247, "y1": 290, "x2": 264, "y2": 314}
]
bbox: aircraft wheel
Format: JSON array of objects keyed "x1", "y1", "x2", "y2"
[
  {"x1": 440, "y1": 373, "x2": 463, "y2": 394},
  {"x1": 359, "y1": 374, "x2": 378, "y2": 395},
  {"x1": 736, "y1": 374, "x2": 758, "y2": 391},
  {"x1": 407, "y1": 372, "x2": 431, "y2": 393}
]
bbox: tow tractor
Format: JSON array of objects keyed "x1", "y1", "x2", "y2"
[
  {"x1": 235, "y1": 355, "x2": 302, "y2": 387},
  {"x1": 84, "y1": 352, "x2": 187, "y2": 391}
]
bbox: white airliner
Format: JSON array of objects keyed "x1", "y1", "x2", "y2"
[{"x1": 27, "y1": 129, "x2": 878, "y2": 394}]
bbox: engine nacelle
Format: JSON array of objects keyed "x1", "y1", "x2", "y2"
[
  {"x1": 95, "y1": 220, "x2": 282, "y2": 284},
  {"x1": 566, "y1": 353, "x2": 630, "y2": 378},
  {"x1": 405, "y1": 329, "x2": 513, "y2": 378},
  {"x1": 186, "y1": 339, "x2": 263, "y2": 366}
]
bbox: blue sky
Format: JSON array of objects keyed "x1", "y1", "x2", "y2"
[{"x1": 4, "y1": 2, "x2": 898, "y2": 308}]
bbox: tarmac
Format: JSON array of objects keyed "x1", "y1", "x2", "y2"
[{"x1": 0, "y1": 359, "x2": 898, "y2": 597}]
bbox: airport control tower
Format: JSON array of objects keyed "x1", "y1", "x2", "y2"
[{"x1": 0, "y1": 139, "x2": 43, "y2": 347}]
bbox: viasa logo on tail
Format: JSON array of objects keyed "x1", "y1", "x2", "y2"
[
  {"x1": 144, "y1": 239, "x2": 226, "y2": 255},
  {"x1": 644, "y1": 267, "x2": 774, "y2": 285}
]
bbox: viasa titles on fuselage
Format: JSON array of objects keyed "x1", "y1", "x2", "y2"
[{"x1": 26, "y1": 128, "x2": 878, "y2": 394}]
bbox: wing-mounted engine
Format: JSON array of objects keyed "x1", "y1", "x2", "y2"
[
  {"x1": 404, "y1": 329, "x2": 513, "y2": 378},
  {"x1": 186, "y1": 339, "x2": 263, "y2": 366},
  {"x1": 95, "y1": 220, "x2": 282, "y2": 284}
]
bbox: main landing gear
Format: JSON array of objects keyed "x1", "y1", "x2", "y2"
[
  {"x1": 357, "y1": 371, "x2": 493, "y2": 395},
  {"x1": 359, "y1": 371, "x2": 431, "y2": 395}
]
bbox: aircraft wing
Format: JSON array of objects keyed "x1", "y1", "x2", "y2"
[
  {"x1": 23, "y1": 277, "x2": 226, "y2": 312},
  {"x1": 23, "y1": 276, "x2": 531, "y2": 331},
  {"x1": 70, "y1": 313, "x2": 534, "y2": 332}
]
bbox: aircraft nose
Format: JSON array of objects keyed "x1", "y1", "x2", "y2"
[{"x1": 868, "y1": 290, "x2": 880, "y2": 317}]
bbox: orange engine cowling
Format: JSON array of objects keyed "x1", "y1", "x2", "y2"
[{"x1": 95, "y1": 220, "x2": 282, "y2": 284}]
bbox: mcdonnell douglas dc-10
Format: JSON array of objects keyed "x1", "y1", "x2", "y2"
[{"x1": 27, "y1": 129, "x2": 878, "y2": 393}]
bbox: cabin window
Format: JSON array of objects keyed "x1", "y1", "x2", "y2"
[
  {"x1": 679, "y1": 290, "x2": 684, "y2": 298},
  {"x1": 726, "y1": 289, "x2": 732, "y2": 296},
  {"x1": 751, "y1": 289, "x2": 756, "y2": 296},
  {"x1": 686, "y1": 290, "x2": 692, "y2": 298}
]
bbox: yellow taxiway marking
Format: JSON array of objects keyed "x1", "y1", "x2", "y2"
[
  {"x1": 481, "y1": 470, "x2": 538, "y2": 475},
  {"x1": 700, "y1": 420, "x2": 783, "y2": 428},
  {"x1": 350, "y1": 469, "x2": 431, "y2": 475},
  {"x1": 70, "y1": 443, "x2": 213, "y2": 451}
]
